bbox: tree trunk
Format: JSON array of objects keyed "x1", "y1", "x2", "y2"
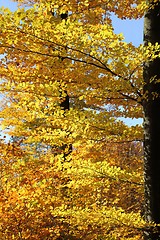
[
  {"x1": 60, "y1": 90, "x2": 72, "y2": 160},
  {"x1": 143, "y1": 1, "x2": 160, "y2": 239}
]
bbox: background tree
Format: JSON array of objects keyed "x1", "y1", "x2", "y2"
[{"x1": 0, "y1": 0, "x2": 155, "y2": 239}]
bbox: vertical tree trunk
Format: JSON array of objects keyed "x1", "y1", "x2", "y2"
[
  {"x1": 60, "y1": 91, "x2": 70, "y2": 111},
  {"x1": 143, "y1": 1, "x2": 160, "y2": 239},
  {"x1": 59, "y1": 13, "x2": 72, "y2": 161},
  {"x1": 60, "y1": 90, "x2": 72, "y2": 160}
]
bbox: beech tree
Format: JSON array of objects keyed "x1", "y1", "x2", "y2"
[
  {"x1": 0, "y1": 0, "x2": 159, "y2": 239},
  {"x1": 143, "y1": 1, "x2": 160, "y2": 239}
]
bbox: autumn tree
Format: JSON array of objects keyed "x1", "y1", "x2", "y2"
[{"x1": 0, "y1": 0, "x2": 156, "y2": 239}]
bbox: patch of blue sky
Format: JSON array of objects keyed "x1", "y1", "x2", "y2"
[
  {"x1": 111, "y1": 14, "x2": 143, "y2": 126},
  {"x1": 120, "y1": 117, "x2": 143, "y2": 126},
  {"x1": 111, "y1": 14, "x2": 143, "y2": 47},
  {"x1": 0, "y1": 0, "x2": 17, "y2": 10}
]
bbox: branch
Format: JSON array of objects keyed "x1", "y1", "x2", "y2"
[
  {"x1": 3, "y1": 27, "x2": 143, "y2": 92},
  {"x1": 88, "y1": 138, "x2": 143, "y2": 143},
  {"x1": 75, "y1": 165, "x2": 143, "y2": 186},
  {"x1": 1, "y1": 39, "x2": 142, "y2": 102}
]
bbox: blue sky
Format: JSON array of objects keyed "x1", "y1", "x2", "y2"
[
  {"x1": 0, "y1": 0, "x2": 18, "y2": 11},
  {"x1": 112, "y1": 15, "x2": 143, "y2": 47}
]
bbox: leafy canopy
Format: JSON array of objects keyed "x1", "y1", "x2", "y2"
[{"x1": 0, "y1": 0, "x2": 153, "y2": 239}]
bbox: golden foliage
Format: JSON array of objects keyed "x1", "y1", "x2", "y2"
[{"x1": 0, "y1": 0, "x2": 151, "y2": 239}]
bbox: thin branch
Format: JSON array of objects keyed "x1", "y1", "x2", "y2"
[
  {"x1": 75, "y1": 165, "x2": 143, "y2": 186},
  {"x1": 2, "y1": 28, "x2": 142, "y2": 99},
  {"x1": 88, "y1": 138, "x2": 143, "y2": 143},
  {"x1": 118, "y1": 91, "x2": 141, "y2": 104}
]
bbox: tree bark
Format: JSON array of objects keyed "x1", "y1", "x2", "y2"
[{"x1": 143, "y1": 1, "x2": 160, "y2": 239}]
